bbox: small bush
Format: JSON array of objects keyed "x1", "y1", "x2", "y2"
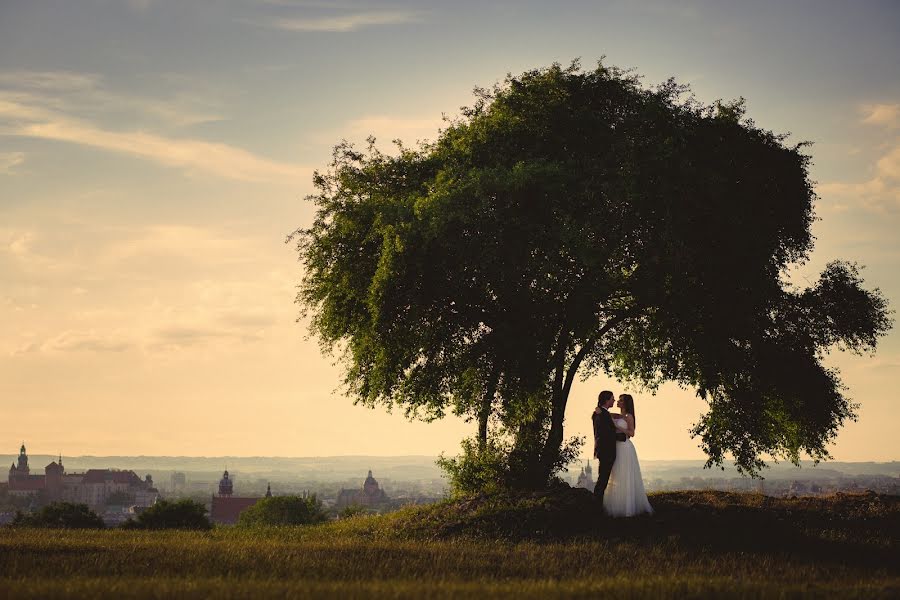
[
  {"x1": 123, "y1": 499, "x2": 211, "y2": 530},
  {"x1": 439, "y1": 435, "x2": 585, "y2": 495},
  {"x1": 437, "y1": 437, "x2": 513, "y2": 496},
  {"x1": 13, "y1": 502, "x2": 105, "y2": 529},
  {"x1": 238, "y1": 495, "x2": 328, "y2": 527},
  {"x1": 339, "y1": 504, "x2": 370, "y2": 519}
]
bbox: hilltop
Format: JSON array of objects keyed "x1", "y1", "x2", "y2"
[{"x1": 1, "y1": 489, "x2": 896, "y2": 599}]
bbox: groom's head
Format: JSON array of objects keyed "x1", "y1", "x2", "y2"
[{"x1": 598, "y1": 390, "x2": 615, "y2": 409}]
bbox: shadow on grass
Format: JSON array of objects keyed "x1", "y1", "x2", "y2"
[{"x1": 355, "y1": 488, "x2": 898, "y2": 570}]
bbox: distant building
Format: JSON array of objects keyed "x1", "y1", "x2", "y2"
[
  {"x1": 335, "y1": 470, "x2": 389, "y2": 510},
  {"x1": 170, "y1": 472, "x2": 186, "y2": 491},
  {"x1": 209, "y1": 470, "x2": 268, "y2": 525},
  {"x1": 6, "y1": 443, "x2": 158, "y2": 509},
  {"x1": 576, "y1": 462, "x2": 594, "y2": 490}
]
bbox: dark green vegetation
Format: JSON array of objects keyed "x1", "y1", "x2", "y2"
[
  {"x1": 123, "y1": 499, "x2": 211, "y2": 530},
  {"x1": 238, "y1": 495, "x2": 328, "y2": 527},
  {"x1": 11, "y1": 502, "x2": 105, "y2": 529},
  {"x1": 291, "y1": 60, "x2": 892, "y2": 489},
  {"x1": 1, "y1": 491, "x2": 896, "y2": 598}
]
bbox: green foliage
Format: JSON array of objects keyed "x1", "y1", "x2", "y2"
[
  {"x1": 438, "y1": 437, "x2": 513, "y2": 496},
  {"x1": 237, "y1": 495, "x2": 328, "y2": 527},
  {"x1": 292, "y1": 59, "x2": 892, "y2": 482},
  {"x1": 338, "y1": 504, "x2": 371, "y2": 519},
  {"x1": 439, "y1": 435, "x2": 584, "y2": 495},
  {"x1": 123, "y1": 499, "x2": 211, "y2": 530},
  {"x1": 13, "y1": 502, "x2": 105, "y2": 529}
]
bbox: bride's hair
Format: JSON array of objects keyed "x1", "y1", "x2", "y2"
[{"x1": 620, "y1": 394, "x2": 636, "y2": 427}]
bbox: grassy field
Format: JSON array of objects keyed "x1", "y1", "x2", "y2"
[{"x1": 1, "y1": 490, "x2": 897, "y2": 599}]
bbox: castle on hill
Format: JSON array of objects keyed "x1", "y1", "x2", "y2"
[{"x1": 3, "y1": 443, "x2": 158, "y2": 508}]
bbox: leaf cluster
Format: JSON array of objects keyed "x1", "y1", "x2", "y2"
[
  {"x1": 123, "y1": 499, "x2": 211, "y2": 530},
  {"x1": 237, "y1": 495, "x2": 328, "y2": 527},
  {"x1": 13, "y1": 502, "x2": 105, "y2": 529}
]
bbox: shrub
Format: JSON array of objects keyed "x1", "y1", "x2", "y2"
[
  {"x1": 339, "y1": 504, "x2": 370, "y2": 519},
  {"x1": 437, "y1": 437, "x2": 513, "y2": 496},
  {"x1": 238, "y1": 495, "x2": 328, "y2": 527},
  {"x1": 123, "y1": 499, "x2": 211, "y2": 530},
  {"x1": 439, "y1": 434, "x2": 584, "y2": 495},
  {"x1": 13, "y1": 502, "x2": 105, "y2": 529}
]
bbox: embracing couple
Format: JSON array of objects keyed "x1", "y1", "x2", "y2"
[{"x1": 592, "y1": 390, "x2": 654, "y2": 517}]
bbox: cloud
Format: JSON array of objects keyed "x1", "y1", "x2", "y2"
[
  {"x1": 861, "y1": 103, "x2": 900, "y2": 130},
  {"x1": 30, "y1": 330, "x2": 135, "y2": 354},
  {"x1": 101, "y1": 225, "x2": 258, "y2": 266},
  {"x1": 10, "y1": 310, "x2": 274, "y2": 356},
  {"x1": 0, "y1": 70, "x2": 310, "y2": 182},
  {"x1": 818, "y1": 137, "x2": 900, "y2": 212},
  {"x1": 0, "y1": 71, "x2": 99, "y2": 93},
  {"x1": 876, "y1": 144, "x2": 900, "y2": 179},
  {"x1": 0, "y1": 96, "x2": 310, "y2": 183},
  {"x1": 0, "y1": 151, "x2": 25, "y2": 174},
  {"x1": 258, "y1": 9, "x2": 422, "y2": 32},
  {"x1": 218, "y1": 311, "x2": 278, "y2": 328},
  {"x1": 0, "y1": 70, "x2": 220, "y2": 127},
  {"x1": 6, "y1": 230, "x2": 35, "y2": 258}
]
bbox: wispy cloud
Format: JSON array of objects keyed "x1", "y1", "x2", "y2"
[
  {"x1": 817, "y1": 103, "x2": 900, "y2": 211},
  {"x1": 818, "y1": 141, "x2": 900, "y2": 211},
  {"x1": 10, "y1": 329, "x2": 135, "y2": 355},
  {"x1": 0, "y1": 70, "x2": 311, "y2": 182},
  {"x1": 861, "y1": 103, "x2": 900, "y2": 130},
  {"x1": 0, "y1": 151, "x2": 24, "y2": 174},
  {"x1": 0, "y1": 94, "x2": 309, "y2": 183},
  {"x1": 0, "y1": 70, "x2": 221, "y2": 127},
  {"x1": 257, "y1": 9, "x2": 422, "y2": 32}
]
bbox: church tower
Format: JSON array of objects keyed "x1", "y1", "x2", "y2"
[
  {"x1": 11, "y1": 443, "x2": 30, "y2": 480},
  {"x1": 363, "y1": 470, "x2": 379, "y2": 496},
  {"x1": 218, "y1": 470, "x2": 233, "y2": 496}
]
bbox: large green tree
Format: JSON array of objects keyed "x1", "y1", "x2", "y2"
[{"x1": 291, "y1": 62, "x2": 891, "y2": 489}]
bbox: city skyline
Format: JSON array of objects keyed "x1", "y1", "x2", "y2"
[{"x1": 2, "y1": 1, "x2": 899, "y2": 462}]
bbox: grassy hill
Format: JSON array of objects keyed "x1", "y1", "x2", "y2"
[{"x1": 1, "y1": 490, "x2": 897, "y2": 598}]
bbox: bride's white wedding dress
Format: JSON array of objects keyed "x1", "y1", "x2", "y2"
[{"x1": 603, "y1": 417, "x2": 653, "y2": 517}]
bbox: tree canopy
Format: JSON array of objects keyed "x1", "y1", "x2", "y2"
[
  {"x1": 124, "y1": 499, "x2": 211, "y2": 530},
  {"x1": 237, "y1": 495, "x2": 328, "y2": 527},
  {"x1": 13, "y1": 502, "x2": 105, "y2": 529},
  {"x1": 291, "y1": 61, "x2": 891, "y2": 487}
]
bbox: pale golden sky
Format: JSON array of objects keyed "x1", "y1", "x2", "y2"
[{"x1": 1, "y1": 1, "x2": 898, "y2": 462}]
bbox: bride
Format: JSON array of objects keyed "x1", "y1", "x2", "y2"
[{"x1": 603, "y1": 394, "x2": 653, "y2": 517}]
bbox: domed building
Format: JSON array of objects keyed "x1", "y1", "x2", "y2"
[{"x1": 336, "y1": 470, "x2": 389, "y2": 510}]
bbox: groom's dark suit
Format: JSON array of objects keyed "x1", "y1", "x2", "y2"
[{"x1": 592, "y1": 406, "x2": 625, "y2": 502}]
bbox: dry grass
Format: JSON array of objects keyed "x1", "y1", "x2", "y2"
[{"x1": 1, "y1": 491, "x2": 897, "y2": 599}]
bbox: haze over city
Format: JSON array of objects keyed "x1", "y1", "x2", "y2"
[{"x1": 2, "y1": 0, "x2": 899, "y2": 463}]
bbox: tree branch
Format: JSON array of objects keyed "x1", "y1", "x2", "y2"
[{"x1": 561, "y1": 312, "x2": 629, "y2": 400}]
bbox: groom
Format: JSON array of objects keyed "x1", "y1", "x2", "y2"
[{"x1": 592, "y1": 390, "x2": 625, "y2": 503}]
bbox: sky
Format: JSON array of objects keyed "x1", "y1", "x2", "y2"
[{"x1": 1, "y1": 0, "x2": 899, "y2": 463}]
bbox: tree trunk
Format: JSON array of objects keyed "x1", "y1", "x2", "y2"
[
  {"x1": 477, "y1": 368, "x2": 499, "y2": 450},
  {"x1": 537, "y1": 315, "x2": 628, "y2": 484}
]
